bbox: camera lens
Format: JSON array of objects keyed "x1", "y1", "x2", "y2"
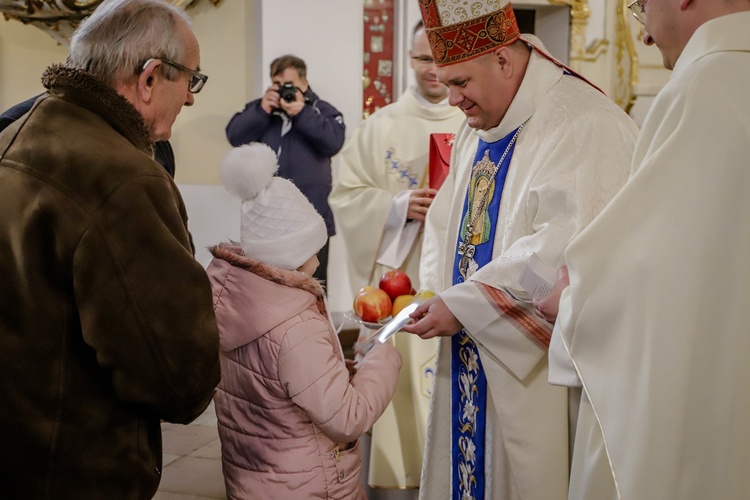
[{"x1": 278, "y1": 84, "x2": 296, "y2": 103}]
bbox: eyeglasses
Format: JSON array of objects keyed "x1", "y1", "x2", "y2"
[
  {"x1": 412, "y1": 55, "x2": 436, "y2": 66},
  {"x1": 627, "y1": 0, "x2": 645, "y2": 24},
  {"x1": 142, "y1": 57, "x2": 208, "y2": 93}
]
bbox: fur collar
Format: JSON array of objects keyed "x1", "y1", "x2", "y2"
[
  {"x1": 41, "y1": 64, "x2": 153, "y2": 157},
  {"x1": 210, "y1": 243, "x2": 325, "y2": 299}
]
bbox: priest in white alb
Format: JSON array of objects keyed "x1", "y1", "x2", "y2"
[{"x1": 329, "y1": 22, "x2": 464, "y2": 494}]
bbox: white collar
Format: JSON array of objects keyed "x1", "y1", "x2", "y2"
[
  {"x1": 411, "y1": 85, "x2": 451, "y2": 108},
  {"x1": 672, "y1": 11, "x2": 750, "y2": 76},
  {"x1": 474, "y1": 49, "x2": 562, "y2": 143}
]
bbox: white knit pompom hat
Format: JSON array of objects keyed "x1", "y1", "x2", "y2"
[{"x1": 220, "y1": 143, "x2": 327, "y2": 271}]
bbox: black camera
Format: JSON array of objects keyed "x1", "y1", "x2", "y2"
[{"x1": 277, "y1": 83, "x2": 298, "y2": 103}]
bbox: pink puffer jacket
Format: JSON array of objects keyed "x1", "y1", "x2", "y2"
[{"x1": 206, "y1": 245, "x2": 402, "y2": 499}]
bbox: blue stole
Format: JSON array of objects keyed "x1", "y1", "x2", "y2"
[{"x1": 450, "y1": 129, "x2": 519, "y2": 500}]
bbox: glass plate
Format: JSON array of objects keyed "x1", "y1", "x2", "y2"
[{"x1": 343, "y1": 310, "x2": 391, "y2": 330}]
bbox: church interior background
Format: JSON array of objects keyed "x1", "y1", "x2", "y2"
[
  {"x1": 0, "y1": 0, "x2": 669, "y2": 314},
  {"x1": 0, "y1": 1, "x2": 670, "y2": 497}
]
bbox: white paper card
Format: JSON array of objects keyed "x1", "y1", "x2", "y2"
[
  {"x1": 376, "y1": 190, "x2": 421, "y2": 269},
  {"x1": 518, "y1": 253, "x2": 557, "y2": 300}
]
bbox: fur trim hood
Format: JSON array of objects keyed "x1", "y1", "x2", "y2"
[
  {"x1": 207, "y1": 243, "x2": 327, "y2": 351},
  {"x1": 42, "y1": 64, "x2": 153, "y2": 157},
  {"x1": 209, "y1": 243, "x2": 325, "y2": 298}
]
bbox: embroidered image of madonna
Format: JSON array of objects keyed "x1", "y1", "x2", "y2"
[{"x1": 460, "y1": 167, "x2": 495, "y2": 246}]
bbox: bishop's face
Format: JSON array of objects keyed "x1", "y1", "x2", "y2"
[{"x1": 437, "y1": 52, "x2": 514, "y2": 131}]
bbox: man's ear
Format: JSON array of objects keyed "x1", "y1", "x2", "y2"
[
  {"x1": 493, "y1": 46, "x2": 513, "y2": 77},
  {"x1": 137, "y1": 59, "x2": 160, "y2": 103}
]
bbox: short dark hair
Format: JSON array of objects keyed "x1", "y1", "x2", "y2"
[
  {"x1": 270, "y1": 55, "x2": 307, "y2": 80},
  {"x1": 411, "y1": 21, "x2": 428, "y2": 54}
]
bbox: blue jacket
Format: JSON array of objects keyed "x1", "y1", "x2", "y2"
[{"x1": 226, "y1": 89, "x2": 345, "y2": 236}]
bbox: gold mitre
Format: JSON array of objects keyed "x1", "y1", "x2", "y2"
[{"x1": 419, "y1": 0, "x2": 521, "y2": 67}]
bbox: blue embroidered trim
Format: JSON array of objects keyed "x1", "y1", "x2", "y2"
[
  {"x1": 450, "y1": 129, "x2": 519, "y2": 500},
  {"x1": 385, "y1": 149, "x2": 419, "y2": 188}
]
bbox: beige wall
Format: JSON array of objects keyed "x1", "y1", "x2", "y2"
[
  {"x1": 0, "y1": 2, "x2": 252, "y2": 186},
  {"x1": 0, "y1": 19, "x2": 67, "y2": 106},
  {"x1": 171, "y1": 0, "x2": 256, "y2": 185}
]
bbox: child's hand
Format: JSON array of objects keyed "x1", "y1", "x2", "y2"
[
  {"x1": 345, "y1": 359, "x2": 357, "y2": 382},
  {"x1": 353, "y1": 330, "x2": 375, "y2": 363}
]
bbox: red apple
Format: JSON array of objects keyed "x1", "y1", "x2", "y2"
[
  {"x1": 353, "y1": 287, "x2": 392, "y2": 323},
  {"x1": 355, "y1": 285, "x2": 376, "y2": 298},
  {"x1": 378, "y1": 270, "x2": 413, "y2": 301}
]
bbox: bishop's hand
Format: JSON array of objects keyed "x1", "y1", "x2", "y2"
[{"x1": 402, "y1": 296, "x2": 463, "y2": 339}]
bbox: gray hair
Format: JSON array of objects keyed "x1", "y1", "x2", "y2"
[{"x1": 67, "y1": 0, "x2": 192, "y2": 87}]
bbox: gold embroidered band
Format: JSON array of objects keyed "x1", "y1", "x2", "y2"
[{"x1": 419, "y1": 0, "x2": 521, "y2": 67}]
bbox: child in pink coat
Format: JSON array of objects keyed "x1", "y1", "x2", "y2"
[{"x1": 207, "y1": 143, "x2": 402, "y2": 499}]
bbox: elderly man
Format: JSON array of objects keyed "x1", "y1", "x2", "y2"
[
  {"x1": 538, "y1": 1, "x2": 750, "y2": 498},
  {"x1": 329, "y1": 21, "x2": 464, "y2": 493},
  {"x1": 0, "y1": 0, "x2": 219, "y2": 497},
  {"x1": 401, "y1": 1, "x2": 638, "y2": 499}
]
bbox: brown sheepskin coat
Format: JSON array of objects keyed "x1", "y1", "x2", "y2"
[{"x1": 0, "y1": 64, "x2": 220, "y2": 498}]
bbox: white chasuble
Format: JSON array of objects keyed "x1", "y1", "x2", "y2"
[{"x1": 418, "y1": 46, "x2": 637, "y2": 500}]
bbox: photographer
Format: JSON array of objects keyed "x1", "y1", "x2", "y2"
[{"x1": 226, "y1": 55, "x2": 345, "y2": 286}]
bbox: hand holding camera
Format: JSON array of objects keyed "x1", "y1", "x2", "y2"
[
  {"x1": 277, "y1": 83, "x2": 304, "y2": 117},
  {"x1": 260, "y1": 85, "x2": 281, "y2": 114},
  {"x1": 260, "y1": 83, "x2": 304, "y2": 116}
]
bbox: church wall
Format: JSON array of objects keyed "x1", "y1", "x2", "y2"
[{"x1": 0, "y1": 18, "x2": 67, "y2": 106}]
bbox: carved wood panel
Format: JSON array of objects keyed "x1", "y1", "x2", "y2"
[{"x1": 0, "y1": 0, "x2": 220, "y2": 45}]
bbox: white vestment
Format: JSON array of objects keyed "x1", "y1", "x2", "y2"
[
  {"x1": 557, "y1": 13, "x2": 750, "y2": 500},
  {"x1": 419, "y1": 47, "x2": 638, "y2": 500},
  {"x1": 330, "y1": 87, "x2": 464, "y2": 488},
  {"x1": 331, "y1": 87, "x2": 464, "y2": 291}
]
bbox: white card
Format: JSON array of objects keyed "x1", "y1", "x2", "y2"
[{"x1": 518, "y1": 253, "x2": 557, "y2": 300}]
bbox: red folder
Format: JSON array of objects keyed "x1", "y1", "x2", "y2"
[{"x1": 428, "y1": 133, "x2": 455, "y2": 190}]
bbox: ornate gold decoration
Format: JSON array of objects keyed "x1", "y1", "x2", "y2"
[
  {"x1": 580, "y1": 38, "x2": 609, "y2": 62},
  {"x1": 613, "y1": 0, "x2": 639, "y2": 112},
  {"x1": 548, "y1": 0, "x2": 593, "y2": 71},
  {"x1": 0, "y1": 0, "x2": 221, "y2": 46}
]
